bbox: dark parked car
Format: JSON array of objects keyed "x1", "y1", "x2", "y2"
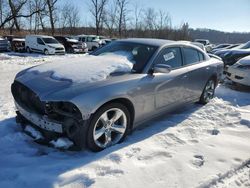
[
  {"x1": 215, "y1": 41, "x2": 250, "y2": 58},
  {"x1": 214, "y1": 41, "x2": 250, "y2": 66},
  {"x1": 54, "y1": 36, "x2": 88, "y2": 53},
  {"x1": 211, "y1": 44, "x2": 240, "y2": 54},
  {"x1": 212, "y1": 43, "x2": 231, "y2": 50},
  {"x1": 223, "y1": 49, "x2": 250, "y2": 66},
  {"x1": 3, "y1": 35, "x2": 15, "y2": 42},
  {"x1": 12, "y1": 38, "x2": 223, "y2": 151},
  {"x1": 11, "y1": 38, "x2": 25, "y2": 52}
]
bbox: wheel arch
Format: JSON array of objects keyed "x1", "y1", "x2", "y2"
[
  {"x1": 93, "y1": 98, "x2": 135, "y2": 132},
  {"x1": 210, "y1": 74, "x2": 218, "y2": 86}
]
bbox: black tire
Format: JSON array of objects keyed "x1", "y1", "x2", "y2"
[
  {"x1": 87, "y1": 103, "x2": 130, "y2": 152},
  {"x1": 67, "y1": 47, "x2": 74, "y2": 53},
  {"x1": 44, "y1": 49, "x2": 49, "y2": 55},
  {"x1": 91, "y1": 46, "x2": 97, "y2": 51},
  {"x1": 26, "y1": 47, "x2": 31, "y2": 53},
  {"x1": 199, "y1": 78, "x2": 216, "y2": 104}
]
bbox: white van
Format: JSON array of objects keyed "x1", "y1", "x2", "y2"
[{"x1": 25, "y1": 35, "x2": 65, "y2": 55}]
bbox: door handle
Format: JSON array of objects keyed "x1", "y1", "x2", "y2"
[
  {"x1": 206, "y1": 67, "x2": 210, "y2": 70},
  {"x1": 182, "y1": 75, "x2": 188, "y2": 79}
]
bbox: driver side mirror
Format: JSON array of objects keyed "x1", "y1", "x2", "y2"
[{"x1": 153, "y1": 64, "x2": 172, "y2": 74}]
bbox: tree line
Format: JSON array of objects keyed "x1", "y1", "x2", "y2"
[
  {"x1": 0, "y1": 0, "x2": 249, "y2": 43},
  {"x1": 0, "y1": 0, "x2": 190, "y2": 40}
]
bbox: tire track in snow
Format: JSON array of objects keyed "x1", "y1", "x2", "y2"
[{"x1": 198, "y1": 159, "x2": 250, "y2": 188}]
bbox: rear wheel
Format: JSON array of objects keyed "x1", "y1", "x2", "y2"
[
  {"x1": 199, "y1": 79, "x2": 216, "y2": 104},
  {"x1": 87, "y1": 103, "x2": 130, "y2": 152}
]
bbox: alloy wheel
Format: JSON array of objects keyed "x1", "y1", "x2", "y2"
[
  {"x1": 93, "y1": 108, "x2": 127, "y2": 148},
  {"x1": 203, "y1": 80, "x2": 215, "y2": 103},
  {"x1": 44, "y1": 49, "x2": 49, "y2": 55}
]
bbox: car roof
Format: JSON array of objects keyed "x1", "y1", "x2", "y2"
[
  {"x1": 26, "y1": 35, "x2": 54, "y2": 38},
  {"x1": 118, "y1": 38, "x2": 175, "y2": 47},
  {"x1": 117, "y1": 38, "x2": 203, "y2": 48},
  {"x1": 76, "y1": 34, "x2": 87, "y2": 37}
]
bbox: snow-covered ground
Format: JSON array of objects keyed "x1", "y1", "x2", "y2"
[{"x1": 0, "y1": 52, "x2": 249, "y2": 188}]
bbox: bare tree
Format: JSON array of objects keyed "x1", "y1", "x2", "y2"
[
  {"x1": 180, "y1": 22, "x2": 190, "y2": 40},
  {"x1": 60, "y1": 3, "x2": 80, "y2": 34},
  {"x1": 89, "y1": 0, "x2": 108, "y2": 35},
  {"x1": 31, "y1": 0, "x2": 47, "y2": 33},
  {"x1": 116, "y1": 0, "x2": 129, "y2": 37},
  {"x1": 157, "y1": 10, "x2": 171, "y2": 30},
  {"x1": 0, "y1": 0, "x2": 4, "y2": 27},
  {"x1": 46, "y1": 0, "x2": 58, "y2": 35},
  {"x1": 133, "y1": 2, "x2": 142, "y2": 30},
  {"x1": 143, "y1": 7, "x2": 157, "y2": 35},
  {"x1": 8, "y1": 0, "x2": 22, "y2": 30},
  {"x1": 0, "y1": 0, "x2": 45, "y2": 30},
  {"x1": 103, "y1": 0, "x2": 117, "y2": 37}
]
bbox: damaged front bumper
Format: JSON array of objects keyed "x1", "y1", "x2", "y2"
[
  {"x1": 15, "y1": 101, "x2": 63, "y2": 133},
  {"x1": 15, "y1": 102, "x2": 88, "y2": 150}
]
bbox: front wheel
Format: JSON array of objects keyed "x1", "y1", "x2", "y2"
[
  {"x1": 87, "y1": 103, "x2": 130, "y2": 152},
  {"x1": 199, "y1": 79, "x2": 216, "y2": 104},
  {"x1": 67, "y1": 47, "x2": 74, "y2": 53},
  {"x1": 44, "y1": 49, "x2": 49, "y2": 55}
]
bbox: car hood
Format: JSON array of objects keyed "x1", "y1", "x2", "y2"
[
  {"x1": 46, "y1": 43, "x2": 64, "y2": 48},
  {"x1": 66, "y1": 38, "x2": 79, "y2": 43},
  {"x1": 236, "y1": 55, "x2": 250, "y2": 65},
  {"x1": 15, "y1": 69, "x2": 142, "y2": 101},
  {"x1": 215, "y1": 49, "x2": 250, "y2": 57},
  {"x1": 14, "y1": 54, "x2": 135, "y2": 101}
]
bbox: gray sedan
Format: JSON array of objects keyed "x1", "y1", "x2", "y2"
[{"x1": 11, "y1": 38, "x2": 223, "y2": 151}]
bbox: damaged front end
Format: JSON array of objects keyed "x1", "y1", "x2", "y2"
[{"x1": 11, "y1": 81, "x2": 88, "y2": 150}]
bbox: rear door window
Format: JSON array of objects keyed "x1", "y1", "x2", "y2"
[
  {"x1": 183, "y1": 48, "x2": 200, "y2": 65},
  {"x1": 198, "y1": 51, "x2": 205, "y2": 61}
]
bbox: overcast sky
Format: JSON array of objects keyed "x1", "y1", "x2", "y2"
[{"x1": 61, "y1": 0, "x2": 250, "y2": 32}]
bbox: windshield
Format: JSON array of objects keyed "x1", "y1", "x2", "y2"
[
  {"x1": 42, "y1": 37, "x2": 59, "y2": 44},
  {"x1": 92, "y1": 41, "x2": 158, "y2": 73}
]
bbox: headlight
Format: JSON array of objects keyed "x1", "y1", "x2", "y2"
[
  {"x1": 48, "y1": 45, "x2": 56, "y2": 49},
  {"x1": 46, "y1": 102, "x2": 81, "y2": 118}
]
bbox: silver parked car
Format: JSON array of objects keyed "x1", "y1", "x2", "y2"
[
  {"x1": 0, "y1": 37, "x2": 10, "y2": 51},
  {"x1": 74, "y1": 35, "x2": 100, "y2": 51},
  {"x1": 11, "y1": 38, "x2": 223, "y2": 151}
]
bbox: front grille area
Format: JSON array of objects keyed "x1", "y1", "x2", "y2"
[
  {"x1": 55, "y1": 47, "x2": 64, "y2": 50},
  {"x1": 11, "y1": 81, "x2": 46, "y2": 115}
]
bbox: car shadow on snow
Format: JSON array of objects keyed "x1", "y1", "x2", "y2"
[{"x1": 0, "y1": 103, "x2": 201, "y2": 188}]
